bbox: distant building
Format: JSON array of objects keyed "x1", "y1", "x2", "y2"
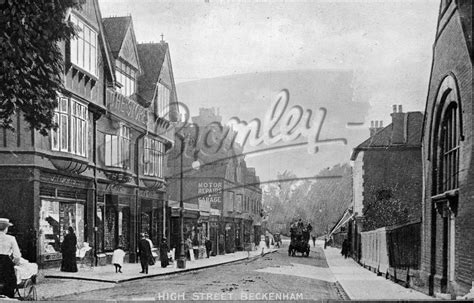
[
  {"x1": 419, "y1": 0, "x2": 473, "y2": 298},
  {"x1": 166, "y1": 108, "x2": 262, "y2": 256},
  {"x1": 350, "y1": 106, "x2": 423, "y2": 260}
]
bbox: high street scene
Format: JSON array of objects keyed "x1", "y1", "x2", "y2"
[{"x1": 0, "y1": 0, "x2": 472, "y2": 301}]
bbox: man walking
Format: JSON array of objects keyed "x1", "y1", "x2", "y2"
[{"x1": 138, "y1": 233, "x2": 152, "y2": 274}]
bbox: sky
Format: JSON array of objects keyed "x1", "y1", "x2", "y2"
[{"x1": 99, "y1": 0, "x2": 440, "y2": 180}]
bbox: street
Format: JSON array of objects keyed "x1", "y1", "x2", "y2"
[{"x1": 49, "y1": 244, "x2": 346, "y2": 301}]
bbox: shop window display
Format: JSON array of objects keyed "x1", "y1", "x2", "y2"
[
  {"x1": 105, "y1": 206, "x2": 117, "y2": 251},
  {"x1": 39, "y1": 200, "x2": 84, "y2": 258}
]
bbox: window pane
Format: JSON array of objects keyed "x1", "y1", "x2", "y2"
[
  {"x1": 60, "y1": 113, "x2": 68, "y2": 151},
  {"x1": 52, "y1": 113, "x2": 59, "y2": 150}
]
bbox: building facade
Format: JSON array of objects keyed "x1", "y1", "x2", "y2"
[
  {"x1": 0, "y1": 1, "x2": 177, "y2": 267},
  {"x1": 350, "y1": 106, "x2": 423, "y2": 261},
  {"x1": 419, "y1": 0, "x2": 473, "y2": 297}
]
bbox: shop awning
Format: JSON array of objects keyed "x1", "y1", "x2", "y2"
[{"x1": 328, "y1": 208, "x2": 354, "y2": 238}]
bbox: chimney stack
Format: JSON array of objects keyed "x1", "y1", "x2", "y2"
[
  {"x1": 369, "y1": 120, "x2": 384, "y2": 137},
  {"x1": 391, "y1": 104, "x2": 406, "y2": 144}
]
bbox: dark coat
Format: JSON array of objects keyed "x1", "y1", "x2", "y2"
[
  {"x1": 138, "y1": 238, "x2": 152, "y2": 262},
  {"x1": 61, "y1": 232, "x2": 78, "y2": 272},
  {"x1": 159, "y1": 241, "x2": 169, "y2": 267}
]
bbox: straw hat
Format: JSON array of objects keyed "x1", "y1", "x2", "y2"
[{"x1": 0, "y1": 218, "x2": 13, "y2": 229}]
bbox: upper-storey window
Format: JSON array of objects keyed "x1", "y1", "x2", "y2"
[
  {"x1": 52, "y1": 96, "x2": 88, "y2": 157},
  {"x1": 143, "y1": 137, "x2": 164, "y2": 178},
  {"x1": 105, "y1": 125, "x2": 131, "y2": 169},
  {"x1": 156, "y1": 82, "x2": 170, "y2": 118},
  {"x1": 70, "y1": 14, "x2": 97, "y2": 76},
  {"x1": 116, "y1": 60, "x2": 136, "y2": 97}
]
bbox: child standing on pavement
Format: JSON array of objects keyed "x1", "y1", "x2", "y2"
[{"x1": 112, "y1": 246, "x2": 125, "y2": 273}]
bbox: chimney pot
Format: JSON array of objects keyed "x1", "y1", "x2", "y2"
[
  {"x1": 398, "y1": 105, "x2": 403, "y2": 113},
  {"x1": 393, "y1": 105, "x2": 397, "y2": 113},
  {"x1": 371, "y1": 121, "x2": 374, "y2": 127},
  {"x1": 379, "y1": 121, "x2": 383, "y2": 128}
]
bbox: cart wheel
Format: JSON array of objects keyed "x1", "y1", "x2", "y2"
[{"x1": 18, "y1": 279, "x2": 37, "y2": 301}]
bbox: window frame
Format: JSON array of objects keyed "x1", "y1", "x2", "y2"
[
  {"x1": 70, "y1": 14, "x2": 98, "y2": 76},
  {"x1": 51, "y1": 96, "x2": 88, "y2": 158}
]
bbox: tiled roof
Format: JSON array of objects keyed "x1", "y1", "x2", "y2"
[
  {"x1": 137, "y1": 43, "x2": 169, "y2": 104},
  {"x1": 102, "y1": 16, "x2": 131, "y2": 58},
  {"x1": 351, "y1": 111, "x2": 423, "y2": 160}
]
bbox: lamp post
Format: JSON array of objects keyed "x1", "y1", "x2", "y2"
[{"x1": 176, "y1": 133, "x2": 186, "y2": 269}]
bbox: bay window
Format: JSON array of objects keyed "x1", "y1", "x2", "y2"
[
  {"x1": 70, "y1": 14, "x2": 97, "y2": 76},
  {"x1": 51, "y1": 97, "x2": 88, "y2": 157},
  {"x1": 143, "y1": 137, "x2": 164, "y2": 178}
]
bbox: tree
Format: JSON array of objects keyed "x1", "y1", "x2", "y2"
[{"x1": 0, "y1": 0, "x2": 84, "y2": 135}]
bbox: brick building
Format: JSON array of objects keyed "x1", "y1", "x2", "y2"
[
  {"x1": 419, "y1": 0, "x2": 473, "y2": 297},
  {"x1": 350, "y1": 106, "x2": 423, "y2": 260},
  {"x1": 0, "y1": 1, "x2": 177, "y2": 267}
]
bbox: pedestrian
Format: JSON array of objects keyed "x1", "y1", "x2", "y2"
[
  {"x1": 0, "y1": 218, "x2": 21, "y2": 298},
  {"x1": 324, "y1": 237, "x2": 327, "y2": 249},
  {"x1": 186, "y1": 237, "x2": 193, "y2": 260},
  {"x1": 205, "y1": 238, "x2": 212, "y2": 258},
  {"x1": 159, "y1": 237, "x2": 169, "y2": 268},
  {"x1": 61, "y1": 226, "x2": 78, "y2": 272},
  {"x1": 341, "y1": 238, "x2": 349, "y2": 259},
  {"x1": 312, "y1": 235, "x2": 316, "y2": 247},
  {"x1": 145, "y1": 233, "x2": 155, "y2": 266},
  {"x1": 138, "y1": 233, "x2": 151, "y2": 274},
  {"x1": 112, "y1": 246, "x2": 125, "y2": 273}
]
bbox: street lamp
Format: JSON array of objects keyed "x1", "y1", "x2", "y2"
[
  {"x1": 176, "y1": 133, "x2": 186, "y2": 269},
  {"x1": 175, "y1": 132, "x2": 200, "y2": 269}
]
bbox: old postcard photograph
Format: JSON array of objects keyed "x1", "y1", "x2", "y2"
[{"x1": 0, "y1": 0, "x2": 472, "y2": 301}]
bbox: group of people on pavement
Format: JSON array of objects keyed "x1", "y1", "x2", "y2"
[{"x1": 137, "y1": 233, "x2": 170, "y2": 274}]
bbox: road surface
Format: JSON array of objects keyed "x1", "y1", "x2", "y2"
[{"x1": 50, "y1": 244, "x2": 346, "y2": 300}]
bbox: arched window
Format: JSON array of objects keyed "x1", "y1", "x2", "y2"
[
  {"x1": 431, "y1": 75, "x2": 462, "y2": 196},
  {"x1": 438, "y1": 103, "x2": 459, "y2": 193}
]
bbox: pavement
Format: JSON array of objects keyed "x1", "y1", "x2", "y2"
[
  {"x1": 320, "y1": 242, "x2": 434, "y2": 300},
  {"x1": 35, "y1": 246, "x2": 276, "y2": 299}
]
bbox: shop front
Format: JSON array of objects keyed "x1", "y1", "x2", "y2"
[
  {"x1": 139, "y1": 190, "x2": 166, "y2": 248},
  {"x1": 38, "y1": 171, "x2": 92, "y2": 268},
  {"x1": 96, "y1": 183, "x2": 136, "y2": 264}
]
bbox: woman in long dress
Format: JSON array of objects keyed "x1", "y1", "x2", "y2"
[
  {"x1": 61, "y1": 227, "x2": 78, "y2": 272},
  {"x1": 159, "y1": 238, "x2": 170, "y2": 268}
]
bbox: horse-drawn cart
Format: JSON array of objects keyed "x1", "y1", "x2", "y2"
[{"x1": 288, "y1": 222, "x2": 310, "y2": 257}]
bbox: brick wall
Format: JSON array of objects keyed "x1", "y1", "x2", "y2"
[{"x1": 421, "y1": 6, "x2": 473, "y2": 297}]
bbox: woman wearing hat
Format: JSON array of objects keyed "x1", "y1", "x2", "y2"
[
  {"x1": 159, "y1": 237, "x2": 169, "y2": 268},
  {"x1": 0, "y1": 218, "x2": 21, "y2": 298},
  {"x1": 60, "y1": 227, "x2": 78, "y2": 272}
]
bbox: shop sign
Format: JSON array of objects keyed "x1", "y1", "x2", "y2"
[
  {"x1": 197, "y1": 180, "x2": 223, "y2": 209},
  {"x1": 40, "y1": 173, "x2": 87, "y2": 188},
  {"x1": 107, "y1": 90, "x2": 147, "y2": 127}
]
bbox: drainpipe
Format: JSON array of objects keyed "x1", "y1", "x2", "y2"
[{"x1": 133, "y1": 130, "x2": 147, "y2": 262}]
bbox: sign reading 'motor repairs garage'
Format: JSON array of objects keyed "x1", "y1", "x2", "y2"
[{"x1": 107, "y1": 90, "x2": 147, "y2": 127}]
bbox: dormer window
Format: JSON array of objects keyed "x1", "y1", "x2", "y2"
[
  {"x1": 116, "y1": 60, "x2": 137, "y2": 97},
  {"x1": 70, "y1": 14, "x2": 98, "y2": 76}
]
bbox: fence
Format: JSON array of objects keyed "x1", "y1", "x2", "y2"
[{"x1": 360, "y1": 220, "x2": 421, "y2": 285}]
